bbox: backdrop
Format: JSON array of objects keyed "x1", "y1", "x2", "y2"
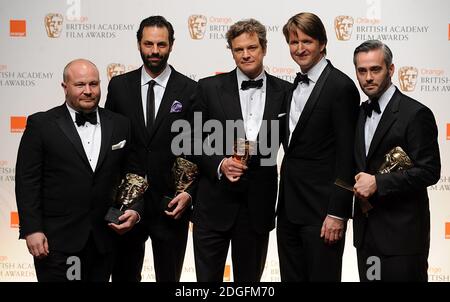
[{"x1": 1, "y1": 0, "x2": 449, "y2": 282}]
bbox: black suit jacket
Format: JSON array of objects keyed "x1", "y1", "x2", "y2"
[
  {"x1": 280, "y1": 61, "x2": 360, "y2": 224},
  {"x1": 191, "y1": 69, "x2": 291, "y2": 234},
  {"x1": 15, "y1": 104, "x2": 132, "y2": 254},
  {"x1": 353, "y1": 88, "x2": 440, "y2": 255},
  {"x1": 105, "y1": 66, "x2": 197, "y2": 230}
]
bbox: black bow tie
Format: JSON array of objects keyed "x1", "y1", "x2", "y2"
[
  {"x1": 75, "y1": 111, "x2": 97, "y2": 126},
  {"x1": 293, "y1": 72, "x2": 310, "y2": 88},
  {"x1": 241, "y1": 79, "x2": 263, "y2": 90},
  {"x1": 362, "y1": 99, "x2": 381, "y2": 117}
]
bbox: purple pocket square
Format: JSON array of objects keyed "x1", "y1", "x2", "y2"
[{"x1": 170, "y1": 100, "x2": 182, "y2": 113}]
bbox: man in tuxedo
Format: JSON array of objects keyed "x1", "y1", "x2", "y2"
[
  {"x1": 105, "y1": 16, "x2": 197, "y2": 282},
  {"x1": 277, "y1": 12, "x2": 360, "y2": 281},
  {"x1": 352, "y1": 40, "x2": 440, "y2": 282},
  {"x1": 15, "y1": 59, "x2": 140, "y2": 282},
  {"x1": 191, "y1": 19, "x2": 291, "y2": 281}
]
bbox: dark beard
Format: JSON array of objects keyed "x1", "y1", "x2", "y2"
[{"x1": 140, "y1": 52, "x2": 169, "y2": 76}]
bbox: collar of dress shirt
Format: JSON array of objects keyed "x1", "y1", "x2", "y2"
[
  {"x1": 299, "y1": 56, "x2": 328, "y2": 85},
  {"x1": 371, "y1": 83, "x2": 396, "y2": 114},
  {"x1": 236, "y1": 67, "x2": 266, "y2": 90},
  {"x1": 141, "y1": 64, "x2": 172, "y2": 89},
  {"x1": 66, "y1": 103, "x2": 99, "y2": 125}
]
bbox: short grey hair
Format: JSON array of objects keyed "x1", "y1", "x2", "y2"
[
  {"x1": 353, "y1": 40, "x2": 393, "y2": 68},
  {"x1": 226, "y1": 18, "x2": 267, "y2": 50}
]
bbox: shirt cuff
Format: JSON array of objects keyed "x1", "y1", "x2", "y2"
[
  {"x1": 217, "y1": 158, "x2": 226, "y2": 180},
  {"x1": 327, "y1": 214, "x2": 346, "y2": 221}
]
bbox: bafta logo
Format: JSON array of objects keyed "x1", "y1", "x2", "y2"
[
  {"x1": 188, "y1": 15, "x2": 207, "y2": 40},
  {"x1": 398, "y1": 66, "x2": 418, "y2": 92},
  {"x1": 162, "y1": 157, "x2": 199, "y2": 212},
  {"x1": 44, "y1": 13, "x2": 63, "y2": 38},
  {"x1": 104, "y1": 173, "x2": 148, "y2": 224},
  {"x1": 334, "y1": 15, "x2": 354, "y2": 41},
  {"x1": 107, "y1": 63, "x2": 126, "y2": 81}
]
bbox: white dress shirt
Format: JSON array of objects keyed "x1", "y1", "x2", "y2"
[
  {"x1": 364, "y1": 84, "x2": 396, "y2": 155},
  {"x1": 288, "y1": 56, "x2": 328, "y2": 145},
  {"x1": 66, "y1": 104, "x2": 101, "y2": 171},
  {"x1": 141, "y1": 64, "x2": 172, "y2": 126},
  {"x1": 236, "y1": 68, "x2": 267, "y2": 141}
]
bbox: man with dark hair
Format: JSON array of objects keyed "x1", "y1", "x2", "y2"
[
  {"x1": 352, "y1": 40, "x2": 440, "y2": 281},
  {"x1": 277, "y1": 12, "x2": 360, "y2": 281},
  {"x1": 105, "y1": 16, "x2": 197, "y2": 282},
  {"x1": 191, "y1": 18, "x2": 291, "y2": 281}
]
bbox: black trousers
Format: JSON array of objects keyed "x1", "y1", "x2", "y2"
[
  {"x1": 34, "y1": 234, "x2": 113, "y2": 282},
  {"x1": 193, "y1": 204, "x2": 269, "y2": 282},
  {"x1": 112, "y1": 217, "x2": 189, "y2": 282},
  {"x1": 357, "y1": 226, "x2": 428, "y2": 282},
  {"x1": 276, "y1": 208, "x2": 345, "y2": 282}
]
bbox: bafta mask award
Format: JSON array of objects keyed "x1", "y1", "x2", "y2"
[
  {"x1": 360, "y1": 146, "x2": 413, "y2": 214},
  {"x1": 232, "y1": 138, "x2": 255, "y2": 166},
  {"x1": 105, "y1": 173, "x2": 148, "y2": 224},
  {"x1": 161, "y1": 157, "x2": 199, "y2": 212},
  {"x1": 378, "y1": 146, "x2": 413, "y2": 174}
]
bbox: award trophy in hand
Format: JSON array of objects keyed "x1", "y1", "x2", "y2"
[
  {"x1": 361, "y1": 146, "x2": 413, "y2": 214},
  {"x1": 105, "y1": 173, "x2": 148, "y2": 224},
  {"x1": 161, "y1": 157, "x2": 199, "y2": 212},
  {"x1": 232, "y1": 138, "x2": 255, "y2": 166}
]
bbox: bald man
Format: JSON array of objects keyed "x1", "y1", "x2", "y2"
[{"x1": 15, "y1": 59, "x2": 141, "y2": 281}]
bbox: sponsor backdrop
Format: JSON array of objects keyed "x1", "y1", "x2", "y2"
[{"x1": 0, "y1": 0, "x2": 449, "y2": 281}]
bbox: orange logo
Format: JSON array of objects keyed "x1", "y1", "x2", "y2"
[
  {"x1": 10, "y1": 20, "x2": 26, "y2": 37},
  {"x1": 223, "y1": 264, "x2": 231, "y2": 281},
  {"x1": 10, "y1": 212, "x2": 19, "y2": 228},
  {"x1": 188, "y1": 15, "x2": 207, "y2": 40},
  {"x1": 446, "y1": 222, "x2": 450, "y2": 239},
  {"x1": 334, "y1": 16, "x2": 354, "y2": 41},
  {"x1": 10, "y1": 116, "x2": 27, "y2": 133},
  {"x1": 446, "y1": 124, "x2": 450, "y2": 140},
  {"x1": 448, "y1": 24, "x2": 450, "y2": 40},
  {"x1": 398, "y1": 66, "x2": 418, "y2": 92}
]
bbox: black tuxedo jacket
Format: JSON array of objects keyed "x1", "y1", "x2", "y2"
[
  {"x1": 353, "y1": 88, "x2": 440, "y2": 255},
  {"x1": 191, "y1": 69, "x2": 291, "y2": 234},
  {"x1": 15, "y1": 104, "x2": 132, "y2": 254},
  {"x1": 105, "y1": 66, "x2": 197, "y2": 228},
  {"x1": 280, "y1": 61, "x2": 360, "y2": 224}
]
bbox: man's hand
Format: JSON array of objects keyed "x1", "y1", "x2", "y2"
[
  {"x1": 165, "y1": 192, "x2": 191, "y2": 220},
  {"x1": 108, "y1": 209, "x2": 139, "y2": 235},
  {"x1": 220, "y1": 157, "x2": 247, "y2": 182},
  {"x1": 320, "y1": 216, "x2": 346, "y2": 245},
  {"x1": 354, "y1": 172, "x2": 377, "y2": 200},
  {"x1": 25, "y1": 232, "x2": 49, "y2": 258}
]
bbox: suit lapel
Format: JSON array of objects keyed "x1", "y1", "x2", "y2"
[
  {"x1": 128, "y1": 67, "x2": 149, "y2": 144},
  {"x1": 218, "y1": 70, "x2": 244, "y2": 121},
  {"x1": 95, "y1": 108, "x2": 113, "y2": 172},
  {"x1": 54, "y1": 104, "x2": 91, "y2": 170},
  {"x1": 366, "y1": 89, "x2": 400, "y2": 161},
  {"x1": 288, "y1": 62, "x2": 332, "y2": 149},
  {"x1": 148, "y1": 68, "x2": 185, "y2": 142},
  {"x1": 262, "y1": 74, "x2": 282, "y2": 122},
  {"x1": 355, "y1": 108, "x2": 367, "y2": 171}
]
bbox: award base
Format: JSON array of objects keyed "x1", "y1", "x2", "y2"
[
  {"x1": 161, "y1": 195, "x2": 176, "y2": 213},
  {"x1": 104, "y1": 207, "x2": 124, "y2": 224}
]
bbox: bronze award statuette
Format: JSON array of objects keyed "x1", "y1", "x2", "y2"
[
  {"x1": 232, "y1": 138, "x2": 256, "y2": 166},
  {"x1": 378, "y1": 146, "x2": 413, "y2": 174},
  {"x1": 361, "y1": 146, "x2": 413, "y2": 215},
  {"x1": 161, "y1": 157, "x2": 199, "y2": 212},
  {"x1": 105, "y1": 173, "x2": 148, "y2": 224}
]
